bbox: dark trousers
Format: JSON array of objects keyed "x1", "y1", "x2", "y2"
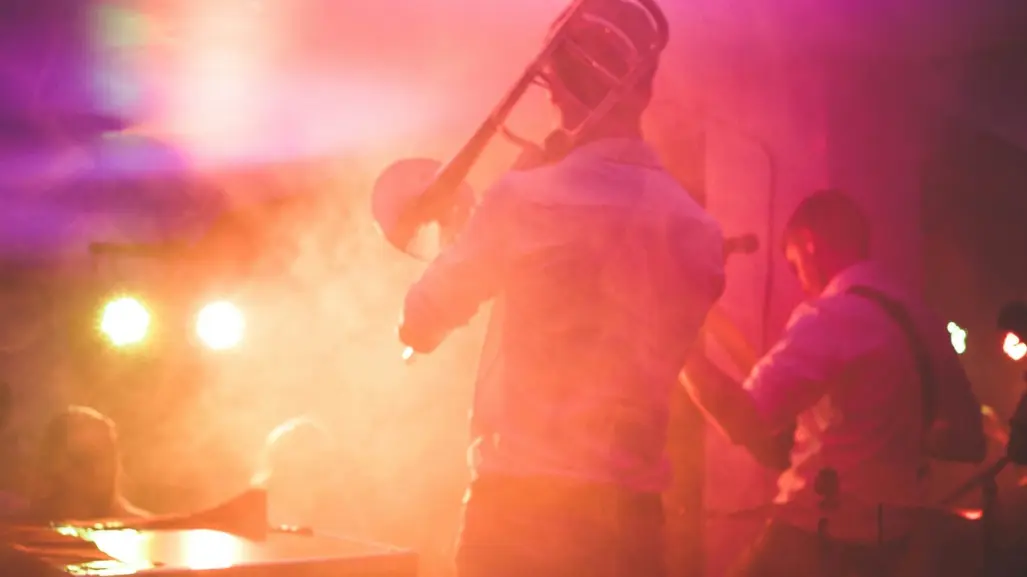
[
  {"x1": 455, "y1": 474, "x2": 666, "y2": 577},
  {"x1": 728, "y1": 521, "x2": 917, "y2": 577}
]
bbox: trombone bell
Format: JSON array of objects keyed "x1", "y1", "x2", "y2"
[{"x1": 371, "y1": 158, "x2": 476, "y2": 260}]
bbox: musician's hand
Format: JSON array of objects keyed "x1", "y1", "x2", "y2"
[
  {"x1": 701, "y1": 306, "x2": 760, "y2": 374},
  {"x1": 511, "y1": 144, "x2": 549, "y2": 171},
  {"x1": 392, "y1": 203, "x2": 423, "y2": 253},
  {"x1": 437, "y1": 197, "x2": 473, "y2": 249},
  {"x1": 981, "y1": 405, "x2": 1010, "y2": 446},
  {"x1": 397, "y1": 314, "x2": 444, "y2": 355}
]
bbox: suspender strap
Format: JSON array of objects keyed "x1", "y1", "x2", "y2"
[{"x1": 846, "y1": 286, "x2": 936, "y2": 427}]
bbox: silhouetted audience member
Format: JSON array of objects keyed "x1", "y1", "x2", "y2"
[
  {"x1": 252, "y1": 416, "x2": 334, "y2": 530},
  {"x1": 27, "y1": 406, "x2": 147, "y2": 521}
]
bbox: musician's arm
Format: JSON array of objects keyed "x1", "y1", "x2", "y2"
[
  {"x1": 399, "y1": 182, "x2": 513, "y2": 353},
  {"x1": 681, "y1": 355, "x2": 791, "y2": 469},
  {"x1": 703, "y1": 305, "x2": 760, "y2": 374},
  {"x1": 682, "y1": 303, "x2": 844, "y2": 467}
]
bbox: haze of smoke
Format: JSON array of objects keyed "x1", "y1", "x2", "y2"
[{"x1": 130, "y1": 156, "x2": 485, "y2": 577}]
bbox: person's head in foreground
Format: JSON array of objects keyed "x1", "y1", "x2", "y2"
[
  {"x1": 252, "y1": 416, "x2": 332, "y2": 529},
  {"x1": 32, "y1": 405, "x2": 145, "y2": 521},
  {"x1": 541, "y1": 0, "x2": 664, "y2": 152},
  {"x1": 782, "y1": 189, "x2": 872, "y2": 298}
]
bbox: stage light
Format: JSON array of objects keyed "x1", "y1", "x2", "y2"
[
  {"x1": 100, "y1": 297, "x2": 150, "y2": 347},
  {"x1": 1003, "y1": 332, "x2": 1026, "y2": 362},
  {"x1": 947, "y1": 322, "x2": 967, "y2": 355},
  {"x1": 196, "y1": 301, "x2": 245, "y2": 350}
]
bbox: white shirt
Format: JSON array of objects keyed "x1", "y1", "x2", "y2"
[
  {"x1": 403, "y1": 138, "x2": 725, "y2": 493},
  {"x1": 746, "y1": 261, "x2": 975, "y2": 541}
]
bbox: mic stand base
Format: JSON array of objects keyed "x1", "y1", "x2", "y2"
[
  {"x1": 815, "y1": 468, "x2": 840, "y2": 577},
  {"x1": 982, "y1": 474, "x2": 999, "y2": 577}
]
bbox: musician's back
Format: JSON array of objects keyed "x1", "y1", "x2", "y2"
[{"x1": 469, "y1": 137, "x2": 725, "y2": 492}]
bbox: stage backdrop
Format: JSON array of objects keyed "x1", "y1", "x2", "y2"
[{"x1": 0, "y1": 3, "x2": 1020, "y2": 577}]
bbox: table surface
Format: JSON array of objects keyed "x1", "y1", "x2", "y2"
[{"x1": 3, "y1": 526, "x2": 417, "y2": 576}]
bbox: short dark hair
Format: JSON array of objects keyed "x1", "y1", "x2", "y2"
[
  {"x1": 783, "y1": 189, "x2": 871, "y2": 257},
  {"x1": 548, "y1": 0, "x2": 661, "y2": 117}
]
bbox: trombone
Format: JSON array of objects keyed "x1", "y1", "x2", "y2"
[{"x1": 371, "y1": 0, "x2": 670, "y2": 260}]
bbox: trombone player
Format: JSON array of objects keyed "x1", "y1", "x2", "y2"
[{"x1": 386, "y1": 1, "x2": 724, "y2": 575}]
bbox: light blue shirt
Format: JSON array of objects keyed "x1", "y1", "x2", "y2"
[
  {"x1": 403, "y1": 138, "x2": 724, "y2": 492},
  {"x1": 747, "y1": 262, "x2": 980, "y2": 540}
]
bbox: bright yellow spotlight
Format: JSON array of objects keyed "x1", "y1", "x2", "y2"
[
  {"x1": 100, "y1": 297, "x2": 150, "y2": 347},
  {"x1": 196, "y1": 301, "x2": 244, "y2": 350}
]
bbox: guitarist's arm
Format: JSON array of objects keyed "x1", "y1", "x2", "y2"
[
  {"x1": 702, "y1": 305, "x2": 760, "y2": 374},
  {"x1": 682, "y1": 302, "x2": 845, "y2": 470}
]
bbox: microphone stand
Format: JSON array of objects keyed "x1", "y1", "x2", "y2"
[
  {"x1": 814, "y1": 467, "x2": 840, "y2": 577},
  {"x1": 937, "y1": 374, "x2": 1027, "y2": 577},
  {"x1": 982, "y1": 471, "x2": 1000, "y2": 577},
  {"x1": 994, "y1": 375, "x2": 1027, "y2": 577},
  {"x1": 937, "y1": 455, "x2": 1008, "y2": 577}
]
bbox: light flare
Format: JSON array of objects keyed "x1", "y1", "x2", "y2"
[
  {"x1": 100, "y1": 297, "x2": 150, "y2": 347},
  {"x1": 1003, "y1": 332, "x2": 1026, "y2": 361},
  {"x1": 946, "y1": 321, "x2": 967, "y2": 354},
  {"x1": 196, "y1": 301, "x2": 245, "y2": 350}
]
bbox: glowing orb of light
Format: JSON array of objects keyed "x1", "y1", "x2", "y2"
[
  {"x1": 100, "y1": 297, "x2": 150, "y2": 347},
  {"x1": 947, "y1": 321, "x2": 967, "y2": 355},
  {"x1": 196, "y1": 301, "x2": 245, "y2": 350},
  {"x1": 1003, "y1": 332, "x2": 1026, "y2": 362}
]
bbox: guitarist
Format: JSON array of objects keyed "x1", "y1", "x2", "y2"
[{"x1": 681, "y1": 189, "x2": 985, "y2": 577}]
